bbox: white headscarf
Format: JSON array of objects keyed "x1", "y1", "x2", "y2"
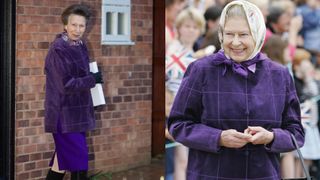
[{"x1": 218, "y1": 0, "x2": 266, "y2": 60}]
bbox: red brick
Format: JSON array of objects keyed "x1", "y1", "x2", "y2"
[
  {"x1": 50, "y1": 7, "x2": 62, "y2": 15},
  {"x1": 33, "y1": 0, "x2": 45, "y2": 6},
  {"x1": 37, "y1": 144, "x2": 49, "y2": 152},
  {"x1": 16, "y1": 102, "x2": 29, "y2": 110},
  {"x1": 30, "y1": 170, "x2": 42, "y2": 178},
  {"x1": 17, "y1": 6, "x2": 24, "y2": 14},
  {"x1": 43, "y1": 151, "x2": 53, "y2": 159},
  {"x1": 23, "y1": 93, "x2": 36, "y2": 101},
  {"x1": 134, "y1": 95, "x2": 143, "y2": 101},
  {"x1": 16, "y1": 112, "x2": 24, "y2": 119},
  {"x1": 30, "y1": 153, "x2": 42, "y2": 161},
  {"x1": 112, "y1": 96, "x2": 122, "y2": 103},
  {"x1": 24, "y1": 7, "x2": 38, "y2": 15},
  {"x1": 24, "y1": 162, "x2": 36, "y2": 171},
  {"x1": 17, "y1": 0, "x2": 33, "y2": 6},
  {"x1": 17, "y1": 172, "x2": 30, "y2": 180},
  {"x1": 24, "y1": 111, "x2": 36, "y2": 119},
  {"x1": 17, "y1": 120, "x2": 30, "y2": 128},
  {"x1": 30, "y1": 68, "x2": 43, "y2": 75},
  {"x1": 38, "y1": 42, "x2": 50, "y2": 49},
  {"x1": 17, "y1": 33, "x2": 32, "y2": 41},
  {"x1": 16, "y1": 155, "x2": 29, "y2": 163},
  {"x1": 36, "y1": 160, "x2": 50, "y2": 169},
  {"x1": 128, "y1": 87, "x2": 138, "y2": 94},
  {"x1": 30, "y1": 119, "x2": 43, "y2": 127},
  {"x1": 24, "y1": 127, "x2": 37, "y2": 136},
  {"x1": 29, "y1": 15, "x2": 43, "y2": 24},
  {"x1": 16, "y1": 94, "x2": 24, "y2": 101}
]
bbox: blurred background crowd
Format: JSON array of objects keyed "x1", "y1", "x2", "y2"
[{"x1": 165, "y1": 0, "x2": 320, "y2": 179}]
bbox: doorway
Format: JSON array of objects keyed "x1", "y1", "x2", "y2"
[{"x1": 0, "y1": 0, "x2": 15, "y2": 179}]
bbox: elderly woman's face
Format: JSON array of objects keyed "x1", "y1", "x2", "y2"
[
  {"x1": 64, "y1": 14, "x2": 86, "y2": 41},
  {"x1": 222, "y1": 16, "x2": 255, "y2": 62}
]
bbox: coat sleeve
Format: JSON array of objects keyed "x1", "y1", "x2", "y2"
[
  {"x1": 266, "y1": 68, "x2": 305, "y2": 153},
  {"x1": 45, "y1": 48, "x2": 96, "y2": 94},
  {"x1": 167, "y1": 62, "x2": 222, "y2": 153}
]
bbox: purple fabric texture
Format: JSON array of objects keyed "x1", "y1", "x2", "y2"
[
  {"x1": 49, "y1": 132, "x2": 88, "y2": 171},
  {"x1": 167, "y1": 51, "x2": 304, "y2": 179},
  {"x1": 44, "y1": 33, "x2": 96, "y2": 133}
]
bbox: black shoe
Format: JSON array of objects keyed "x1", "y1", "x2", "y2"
[
  {"x1": 45, "y1": 169, "x2": 65, "y2": 180},
  {"x1": 71, "y1": 171, "x2": 89, "y2": 180}
]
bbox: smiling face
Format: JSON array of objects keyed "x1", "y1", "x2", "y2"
[
  {"x1": 222, "y1": 16, "x2": 255, "y2": 62},
  {"x1": 64, "y1": 14, "x2": 86, "y2": 41}
]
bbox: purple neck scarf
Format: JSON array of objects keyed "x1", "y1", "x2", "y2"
[
  {"x1": 59, "y1": 32, "x2": 83, "y2": 46},
  {"x1": 212, "y1": 50, "x2": 267, "y2": 77}
]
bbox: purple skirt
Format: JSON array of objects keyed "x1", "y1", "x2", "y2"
[{"x1": 49, "y1": 132, "x2": 88, "y2": 171}]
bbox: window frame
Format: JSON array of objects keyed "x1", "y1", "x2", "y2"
[{"x1": 101, "y1": 0, "x2": 134, "y2": 45}]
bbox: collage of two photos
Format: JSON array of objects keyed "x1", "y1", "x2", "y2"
[{"x1": 1, "y1": 0, "x2": 320, "y2": 179}]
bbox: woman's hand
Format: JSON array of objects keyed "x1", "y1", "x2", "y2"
[
  {"x1": 91, "y1": 71, "x2": 103, "y2": 84},
  {"x1": 219, "y1": 129, "x2": 252, "y2": 148},
  {"x1": 165, "y1": 128, "x2": 175, "y2": 141},
  {"x1": 244, "y1": 126, "x2": 274, "y2": 145}
]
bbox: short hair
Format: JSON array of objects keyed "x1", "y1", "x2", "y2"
[
  {"x1": 262, "y1": 35, "x2": 288, "y2": 65},
  {"x1": 175, "y1": 8, "x2": 205, "y2": 34},
  {"x1": 293, "y1": 48, "x2": 312, "y2": 66},
  {"x1": 266, "y1": 6, "x2": 284, "y2": 32},
  {"x1": 61, "y1": 4, "x2": 92, "y2": 25},
  {"x1": 204, "y1": 5, "x2": 223, "y2": 22}
]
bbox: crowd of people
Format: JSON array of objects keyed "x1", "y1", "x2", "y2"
[{"x1": 165, "y1": 0, "x2": 320, "y2": 179}]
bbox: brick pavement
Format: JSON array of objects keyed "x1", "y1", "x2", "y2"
[
  {"x1": 110, "y1": 157, "x2": 164, "y2": 180},
  {"x1": 87, "y1": 156, "x2": 164, "y2": 180}
]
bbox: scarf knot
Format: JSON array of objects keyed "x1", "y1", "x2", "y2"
[{"x1": 212, "y1": 50, "x2": 266, "y2": 77}]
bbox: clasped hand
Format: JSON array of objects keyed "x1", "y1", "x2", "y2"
[
  {"x1": 91, "y1": 71, "x2": 103, "y2": 84},
  {"x1": 219, "y1": 126, "x2": 274, "y2": 148}
]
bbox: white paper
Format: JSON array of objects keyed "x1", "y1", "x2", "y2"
[{"x1": 90, "y1": 62, "x2": 106, "y2": 106}]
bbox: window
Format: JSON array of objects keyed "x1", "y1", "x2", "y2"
[{"x1": 101, "y1": 0, "x2": 134, "y2": 45}]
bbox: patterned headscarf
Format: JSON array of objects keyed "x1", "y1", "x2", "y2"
[{"x1": 218, "y1": 0, "x2": 266, "y2": 60}]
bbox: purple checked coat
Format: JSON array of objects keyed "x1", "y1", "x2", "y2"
[
  {"x1": 167, "y1": 51, "x2": 305, "y2": 180},
  {"x1": 44, "y1": 33, "x2": 96, "y2": 133}
]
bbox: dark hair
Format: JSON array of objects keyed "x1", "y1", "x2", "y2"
[
  {"x1": 200, "y1": 29, "x2": 221, "y2": 53},
  {"x1": 204, "y1": 5, "x2": 222, "y2": 21},
  {"x1": 266, "y1": 6, "x2": 285, "y2": 33},
  {"x1": 61, "y1": 4, "x2": 92, "y2": 25}
]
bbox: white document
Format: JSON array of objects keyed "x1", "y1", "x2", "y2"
[{"x1": 89, "y1": 62, "x2": 106, "y2": 106}]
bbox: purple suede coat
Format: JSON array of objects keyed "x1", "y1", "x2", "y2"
[
  {"x1": 168, "y1": 51, "x2": 305, "y2": 180},
  {"x1": 44, "y1": 33, "x2": 96, "y2": 133}
]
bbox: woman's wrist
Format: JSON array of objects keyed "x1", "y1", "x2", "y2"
[{"x1": 265, "y1": 131, "x2": 274, "y2": 145}]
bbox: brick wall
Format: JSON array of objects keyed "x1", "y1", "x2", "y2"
[{"x1": 16, "y1": 0, "x2": 153, "y2": 179}]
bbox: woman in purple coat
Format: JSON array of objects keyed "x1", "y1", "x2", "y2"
[
  {"x1": 167, "y1": 1, "x2": 305, "y2": 179},
  {"x1": 44, "y1": 4, "x2": 103, "y2": 180}
]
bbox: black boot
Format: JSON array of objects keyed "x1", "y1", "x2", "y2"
[
  {"x1": 45, "y1": 169, "x2": 65, "y2": 180},
  {"x1": 71, "y1": 171, "x2": 89, "y2": 180}
]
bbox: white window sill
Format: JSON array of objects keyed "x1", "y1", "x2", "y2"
[{"x1": 101, "y1": 41, "x2": 135, "y2": 45}]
